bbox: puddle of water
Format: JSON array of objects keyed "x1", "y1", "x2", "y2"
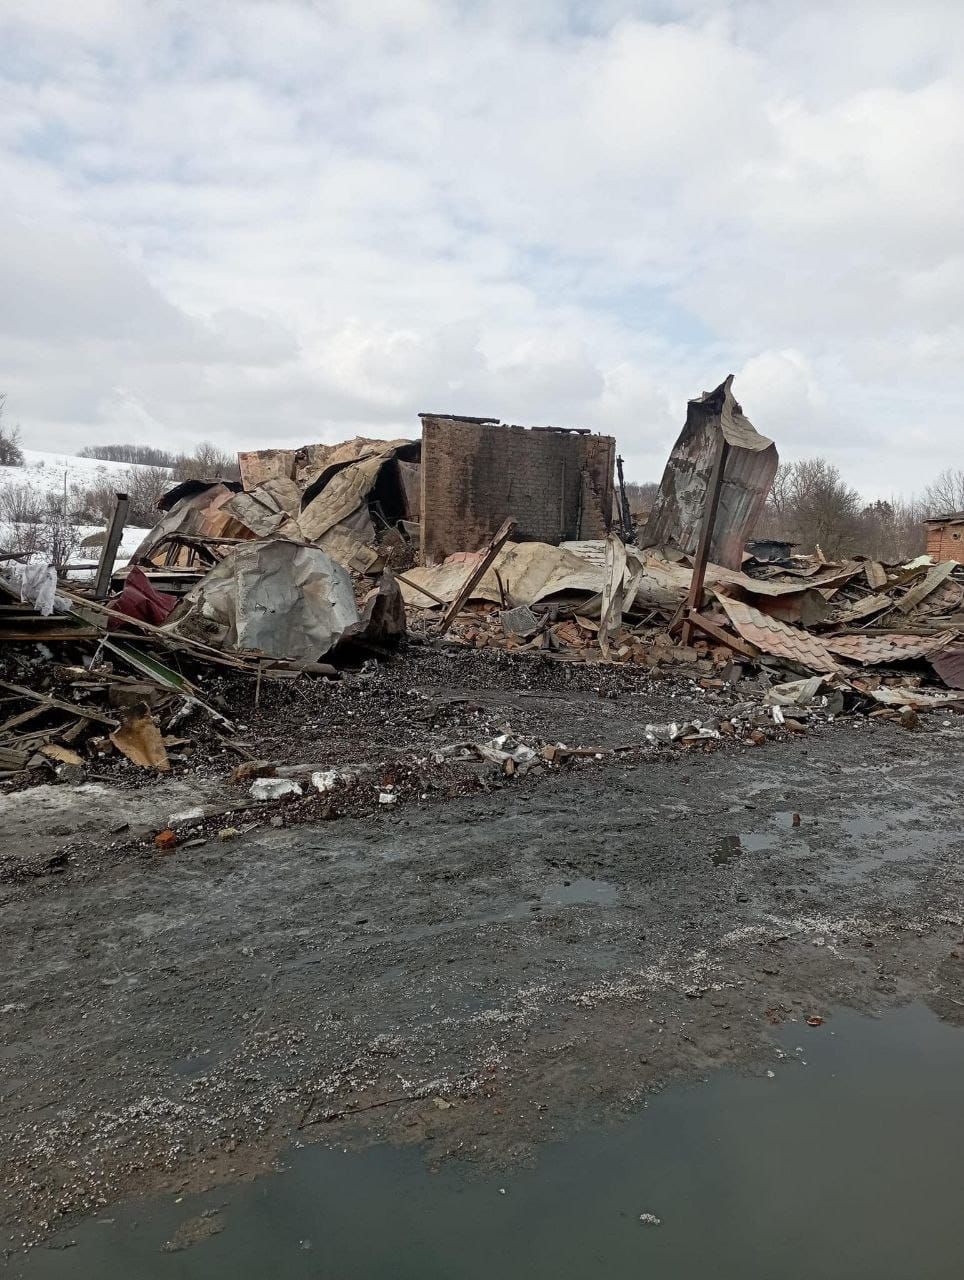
[
  {"x1": 773, "y1": 809, "x2": 806, "y2": 829},
  {"x1": 711, "y1": 811, "x2": 817, "y2": 865},
  {"x1": 542, "y1": 878, "x2": 618, "y2": 906},
  {"x1": 825, "y1": 805, "x2": 939, "y2": 886},
  {"x1": 21, "y1": 1003, "x2": 964, "y2": 1280},
  {"x1": 710, "y1": 834, "x2": 743, "y2": 865},
  {"x1": 710, "y1": 831, "x2": 785, "y2": 864}
]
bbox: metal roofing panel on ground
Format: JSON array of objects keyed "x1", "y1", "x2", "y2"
[
  {"x1": 825, "y1": 631, "x2": 958, "y2": 665},
  {"x1": 714, "y1": 593, "x2": 843, "y2": 674},
  {"x1": 930, "y1": 644, "x2": 964, "y2": 689}
]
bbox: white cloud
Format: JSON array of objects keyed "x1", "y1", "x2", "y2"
[{"x1": 0, "y1": 0, "x2": 962, "y2": 498}]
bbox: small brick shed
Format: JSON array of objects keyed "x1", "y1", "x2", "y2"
[
  {"x1": 419, "y1": 414, "x2": 615, "y2": 564},
  {"x1": 924, "y1": 512, "x2": 964, "y2": 564}
]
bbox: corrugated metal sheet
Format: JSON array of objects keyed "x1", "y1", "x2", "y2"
[
  {"x1": 238, "y1": 448, "x2": 297, "y2": 492},
  {"x1": 718, "y1": 376, "x2": 773, "y2": 451},
  {"x1": 129, "y1": 483, "x2": 252, "y2": 565},
  {"x1": 931, "y1": 644, "x2": 964, "y2": 689},
  {"x1": 642, "y1": 376, "x2": 778, "y2": 570},
  {"x1": 825, "y1": 631, "x2": 958, "y2": 665},
  {"x1": 714, "y1": 593, "x2": 843, "y2": 673}
]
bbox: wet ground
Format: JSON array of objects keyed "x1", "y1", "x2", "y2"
[
  {"x1": 1, "y1": 646, "x2": 723, "y2": 871},
  {"x1": 1, "y1": 677, "x2": 963, "y2": 1263},
  {"x1": 16, "y1": 1003, "x2": 964, "y2": 1279}
]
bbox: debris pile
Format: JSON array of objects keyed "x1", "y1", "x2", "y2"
[
  {"x1": 1, "y1": 376, "x2": 961, "y2": 804},
  {"x1": 399, "y1": 535, "x2": 963, "y2": 700}
]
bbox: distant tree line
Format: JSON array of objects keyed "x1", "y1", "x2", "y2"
[
  {"x1": 80, "y1": 440, "x2": 240, "y2": 482},
  {"x1": 622, "y1": 480, "x2": 659, "y2": 516},
  {"x1": 757, "y1": 459, "x2": 964, "y2": 561},
  {"x1": 629, "y1": 458, "x2": 964, "y2": 564},
  {"x1": 78, "y1": 443, "x2": 177, "y2": 466}
]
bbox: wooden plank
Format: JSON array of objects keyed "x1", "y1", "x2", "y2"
[
  {"x1": 684, "y1": 610, "x2": 760, "y2": 660},
  {"x1": 897, "y1": 561, "x2": 956, "y2": 614},
  {"x1": 0, "y1": 679, "x2": 118, "y2": 727},
  {"x1": 0, "y1": 703, "x2": 51, "y2": 736},
  {"x1": 864, "y1": 561, "x2": 888, "y2": 590},
  {"x1": 60, "y1": 589, "x2": 255, "y2": 672},
  {"x1": 835, "y1": 593, "x2": 892, "y2": 623},
  {"x1": 93, "y1": 492, "x2": 130, "y2": 600},
  {"x1": 395, "y1": 571, "x2": 448, "y2": 607},
  {"x1": 0, "y1": 627, "x2": 101, "y2": 641},
  {"x1": 437, "y1": 518, "x2": 517, "y2": 636}
]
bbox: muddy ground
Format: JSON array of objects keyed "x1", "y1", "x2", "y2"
[
  {"x1": 1, "y1": 643, "x2": 737, "y2": 874},
  {"x1": 2, "y1": 648, "x2": 963, "y2": 1257}
]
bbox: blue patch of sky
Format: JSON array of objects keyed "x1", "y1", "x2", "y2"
[
  {"x1": 18, "y1": 119, "x2": 71, "y2": 166},
  {"x1": 516, "y1": 243, "x2": 717, "y2": 346}
]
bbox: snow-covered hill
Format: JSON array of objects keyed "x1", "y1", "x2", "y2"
[
  {"x1": 0, "y1": 449, "x2": 164, "y2": 498},
  {"x1": 0, "y1": 451, "x2": 163, "y2": 571}
]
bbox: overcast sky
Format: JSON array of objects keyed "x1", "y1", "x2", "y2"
[{"x1": 2, "y1": 1, "x2": 962, "y2": 495}]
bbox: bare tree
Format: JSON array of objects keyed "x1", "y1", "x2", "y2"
[
  {"x1": 0, "y1": 395, "x2": 24, "y2": 467},
  {"x1": 124, "y1": 464, "x2": 172, "y2": 524},
  {"x1": 922, "y1": 467, "x2": 964, "y2": 516},
  {"x1": 857, "y1": 497, "x2": 927, "y2": 561},
  {"x1": 42, "y1": 509, "x2": 80, "y2": 573},
  {"x1": 78, "y1": 438, "x2": 239, "y2": 481},
  {"x1": 69, "y1": 475, "x2": 117, "y2": 524},
  {"x1": 763, "y1": 462, "x2": 794, "y2": 532},
  {"x1": 175, "y1": 441, "x2": 240, "y2": 481},
  {"x1": 623, "y1": 480, "x2": 659, "y2": 516},
  {"x1": 0, "y1": 481, "x2": 46, "y2": 526},
  {"x1": 758, "y1": 457, "x2": 862, "y2": 557},
  {"x1": 0, "y1": 482, "x2": 46, "y2": 556}
]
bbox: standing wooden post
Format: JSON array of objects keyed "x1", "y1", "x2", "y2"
[
  {"x1": 680, "y1": 435, "x2": 729, "y2": 647},
  {"x1": 93, "y1": 492, "x2": 130, "y2": 600}
]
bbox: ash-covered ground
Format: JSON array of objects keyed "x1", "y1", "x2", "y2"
[{"x1": 2, "y1": 645, "x2": 963, "y2": 1256}]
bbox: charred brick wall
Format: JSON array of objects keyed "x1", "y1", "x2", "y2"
[{"x1": 419, "y1": 415, "x2": 614, "y2": 564}]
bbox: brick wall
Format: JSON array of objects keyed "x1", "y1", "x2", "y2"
[
  {"x1": 419, "y1": 415, "x2": 614, "y2": 564},
  {"x1": 926, "y1": 521, "x2": 964, "y2": 563}
]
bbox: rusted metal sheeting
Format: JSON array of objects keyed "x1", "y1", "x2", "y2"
[
  {"x1": 642, "y1": 376, "x2": 778, "y2": 571},
  {"x1": 129, "y1": 482, "x2": 250, "y2": 565},
  {"x1": 299, "y1": 439, "x2": 418, "y2": 543},
  {"x1": 715, "y1": 592, "x2": 843, "y2": 673},
  {"x1": 752, "y1": 588, "x2": 831, "y2": 628},
  {"x1": 238, "y1": 448, "x2": 298, "y2": 492},
  {"x1": 930, "y1": 644, "x2": 964, "y2": 689},
  {"x1": 825, "y1": 631, "x2": 958, "y2": 665}
]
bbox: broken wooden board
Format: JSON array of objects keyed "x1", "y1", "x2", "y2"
[
  {"x1": 110, "y1": 707, "x2": 170, "y2": 771},
  {"x1": 896, "y1": 561, "x2": 956, "y2": 614},
  {"x1": 438, "y1": 518, "x2": 517, "y2": 636},
  {"x1": 39, "y1": 743, "x2": 84, "y2": 767},
  {"x1": 0, "y1": 679, "x2": 118, "y2": 727},
  {"x1": 833, "y1": 593, "x2": 893, "y2": 624}
]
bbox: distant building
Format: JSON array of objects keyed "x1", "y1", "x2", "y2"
[{"x1": 923, "y1": 512, "x2": 964, "y2": 563}]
